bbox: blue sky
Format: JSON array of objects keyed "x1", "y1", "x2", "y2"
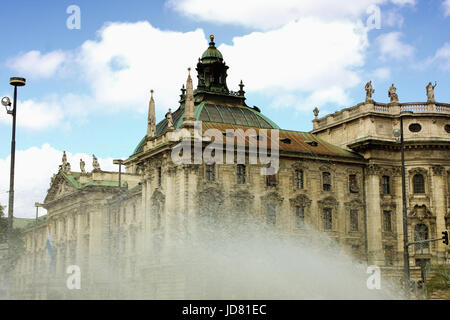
[{"x1": 1, "y1": 0, "x2": 450, "y2": 217}]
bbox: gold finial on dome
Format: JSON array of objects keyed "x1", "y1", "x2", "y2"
[{"x1": 210, "y1": 34, "x2": 214, "y2": 41}]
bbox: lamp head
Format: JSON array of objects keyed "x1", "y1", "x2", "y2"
[
  {"x1": 393, "y1": 129, "x2": 401, "y2": 138},
  {"x1": 10, "y1": 77, "x2": 26, "y2": 87},
  {"x1": 1, "y1": 96, "x2": 12, "y2": 113},
  {"x1": 1, "y1": 96, "x2": 11, "y2": 107}
]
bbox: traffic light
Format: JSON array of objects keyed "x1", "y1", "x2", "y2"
[{"x1": 442, "y1": 231, "x2": 449, "y2": 245}]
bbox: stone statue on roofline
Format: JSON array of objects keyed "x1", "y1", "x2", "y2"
[
  {"x1": 80, "y1": 159, "x2": 86, "y2": 174},
  {"x1": 365, "y1": 81, "x2": 374, "y2": 102},
  {"x1": 426, "y1": 81, "x2": 437, "y2": 103},
  {"x1": 61, "y1": 151, "x2": 71, "y2": 173},
  {"x1": 313, "y1": 107, "x2": 319, "y2": 119},
  {"x1": 388, "y1": 83, "x2": 398, "y2": 103},
  {"x1": 92, "y1": 154, "x2": 101, "y2": 172},
  {"x1": 166, "y1": 108, "x2": 174, "y2": 129}
]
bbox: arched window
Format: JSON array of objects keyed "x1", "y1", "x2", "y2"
[
  {"x1": 414, "y1": 224, "x2": 429, "y2": 253},
  {"x1": 413, "y1": 174, "x2": 425, "y2": 194}
]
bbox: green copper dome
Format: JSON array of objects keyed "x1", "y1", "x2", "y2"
[{"x1": 201, "y1": 35, "x2": 223, "y2": 60}]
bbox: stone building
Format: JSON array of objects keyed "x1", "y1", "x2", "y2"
[{"x1": 12, "y1": 36, "x2": 450, "y2": 299}]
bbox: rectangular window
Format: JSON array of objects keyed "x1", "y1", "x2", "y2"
[
  {"x1": 266, "y1": 174, "x2": 277, "y2": 187},
  {"x1": 237, "y1": 164, "x2": 246, "y2": 184},
  {"x1": 350, "y1": 210, "x2": 358, "y2": 231},
  {"x1": 382, "y1": 176, "x2": 390, "y2": 194},
  {"x1": 123, "y1": 208, "x2": 126, "y2": 224},
  {"x1": 133, "y1": 204, "x2": 136, "y2": 221},
  {"x1": 205, "y1": 164, "x2": 215, "y2": 182},
  {"x1": 383, "y1": 210, "x2": 392, "y2": 232},
  {"x1": 157, "y1": 167, "x2": 162, "y2": 186},
  {"x1": 323, "y1": 208, "x2": 332, "y2": 230},
  {"x1": 266, "y1": 203, "x2": 276, "y2": 226},
  {"x1": 295, "y1": 206, "x2": 305, "y2": 228},
  {"x1": 322, "y1": 172, "x2": 331, "y2": 191},
  {"x1": 295, "y1": 169, "x2": 304, "y2": 189},
  {"x1": 349, "y1": 174, "x2": 359, "y2": 193}
]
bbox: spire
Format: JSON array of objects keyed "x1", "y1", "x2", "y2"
[
  {"x1": 182, "y1": 68, "x2": 195, "y2": 127},
  {"x1": 147, "y1": 89, "x2": 156, "y2": 137}
]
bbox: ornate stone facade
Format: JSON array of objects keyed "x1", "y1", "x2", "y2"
[{"x1": 12, "y1": 39, "x2": 450, "y2": 299}]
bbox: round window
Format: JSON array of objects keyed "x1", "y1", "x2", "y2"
[
  {"x1": 445, "y1": 124, "x2": 450, "y2": 133},
  {"x1": 409, "y1": 123, "x2": 422, "y2": 133}
]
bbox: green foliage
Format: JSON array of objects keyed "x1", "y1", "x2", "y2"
[
  {"x1": 425, "y1": 265, "x2": 450, "y2": 298},
  {"x1": 0, "y1": 203, "x2": 25, "y2": 274}
]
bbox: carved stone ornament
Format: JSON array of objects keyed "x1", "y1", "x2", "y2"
[
  {"x1": 366, "y1": 164, "x2": 382, "y2": 176},
  {"x1": 432, "y1": 165, "x2": 444, "y2": 176},
  {"x1": 409, "y1": 204, "x2": 433, "y2": 221},
  {"x1": 290, "y1": 194, "x2": 312, "y2": 207}
]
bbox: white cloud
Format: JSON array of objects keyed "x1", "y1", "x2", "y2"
[
  {"x1": 425, "y1": 42, "x2": 450, "y2": 70},
  {"x1": 444, "y1": 0, "x2": 450, "y2": 17},
  {"x1": 371, "y1": 67, "x2": 391, "y2": 80},
  {"x1": 376, "y1": 32, "x2": 414, "y2": 61},
  {"x1": 383, "y1": 10, "x2": 405, "y2": 28},
  {"x1": 3, "y1": 14, "x2": 375, "y2": 123},
  {"x1": 0, "y1": 144, "x2": 116, "y2": 218},
  {"x1": 219, "y1": 18, "x2": 368, "y2": 107},
  {"x1": 7, "y1": 50, "x2": 67, "y2": 79},
  {"x1": 0, "y1": 98, "x2": 64, "y2": 130},
  {"x1": 390, "y1": 0, "x2": 416, "y2": 5},
  {"x1": 76, "y1": 22, "x2": 207, "y2": 114},
  {"x1": 167, "y1": 0, "x2": 394, "y2": 30}
]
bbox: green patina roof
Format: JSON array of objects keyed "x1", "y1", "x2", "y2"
[
  {"x1": 201, "y1": 36, "x2": 223, "y2": 61},
  {"x1": 60, "y1": 171, "x2": 124, "y2": 190},
  {"x1": 131, "y1": 102, "x2": 280, "y2": 156}
]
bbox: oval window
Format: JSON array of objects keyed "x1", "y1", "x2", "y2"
[
  {"x1": 445, "y1": 124, "x2": 450, "y2": 133},
  {"x1": 409, "y1": 123, "x2": 422, "y2": 133}
]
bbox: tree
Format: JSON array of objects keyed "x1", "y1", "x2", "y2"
[
  {"x1": 0, "y1": 203, "x2": 25, "y2": 273},
  {"x1": 425, "y1": 265, "x2": 450, "y2": 298}
]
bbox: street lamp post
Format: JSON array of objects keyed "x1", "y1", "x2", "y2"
[
  {"x1": 113, "y1": 159, "x2": 124, "y2": 297},
  {"x1": 33, "y1": 202, "x2": 43, "y2": 299},
  {"x1": 2, "y1": 77, "x2": 26, "y2": 264},
  {"x1": 394, "y1": 110, "x2": 413, "y2": 299}
]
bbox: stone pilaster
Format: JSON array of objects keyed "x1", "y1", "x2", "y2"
[
  {"x1": 365, "y1": 165, "x2": 385, "y2": 266},
  {"x1": 431, "y1": 165, "x2": 447, "y2": 261}
]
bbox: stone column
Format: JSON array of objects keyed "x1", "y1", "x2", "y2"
[{"x1": 365, "y1": 165, "x2": 385, "y2": 266}]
